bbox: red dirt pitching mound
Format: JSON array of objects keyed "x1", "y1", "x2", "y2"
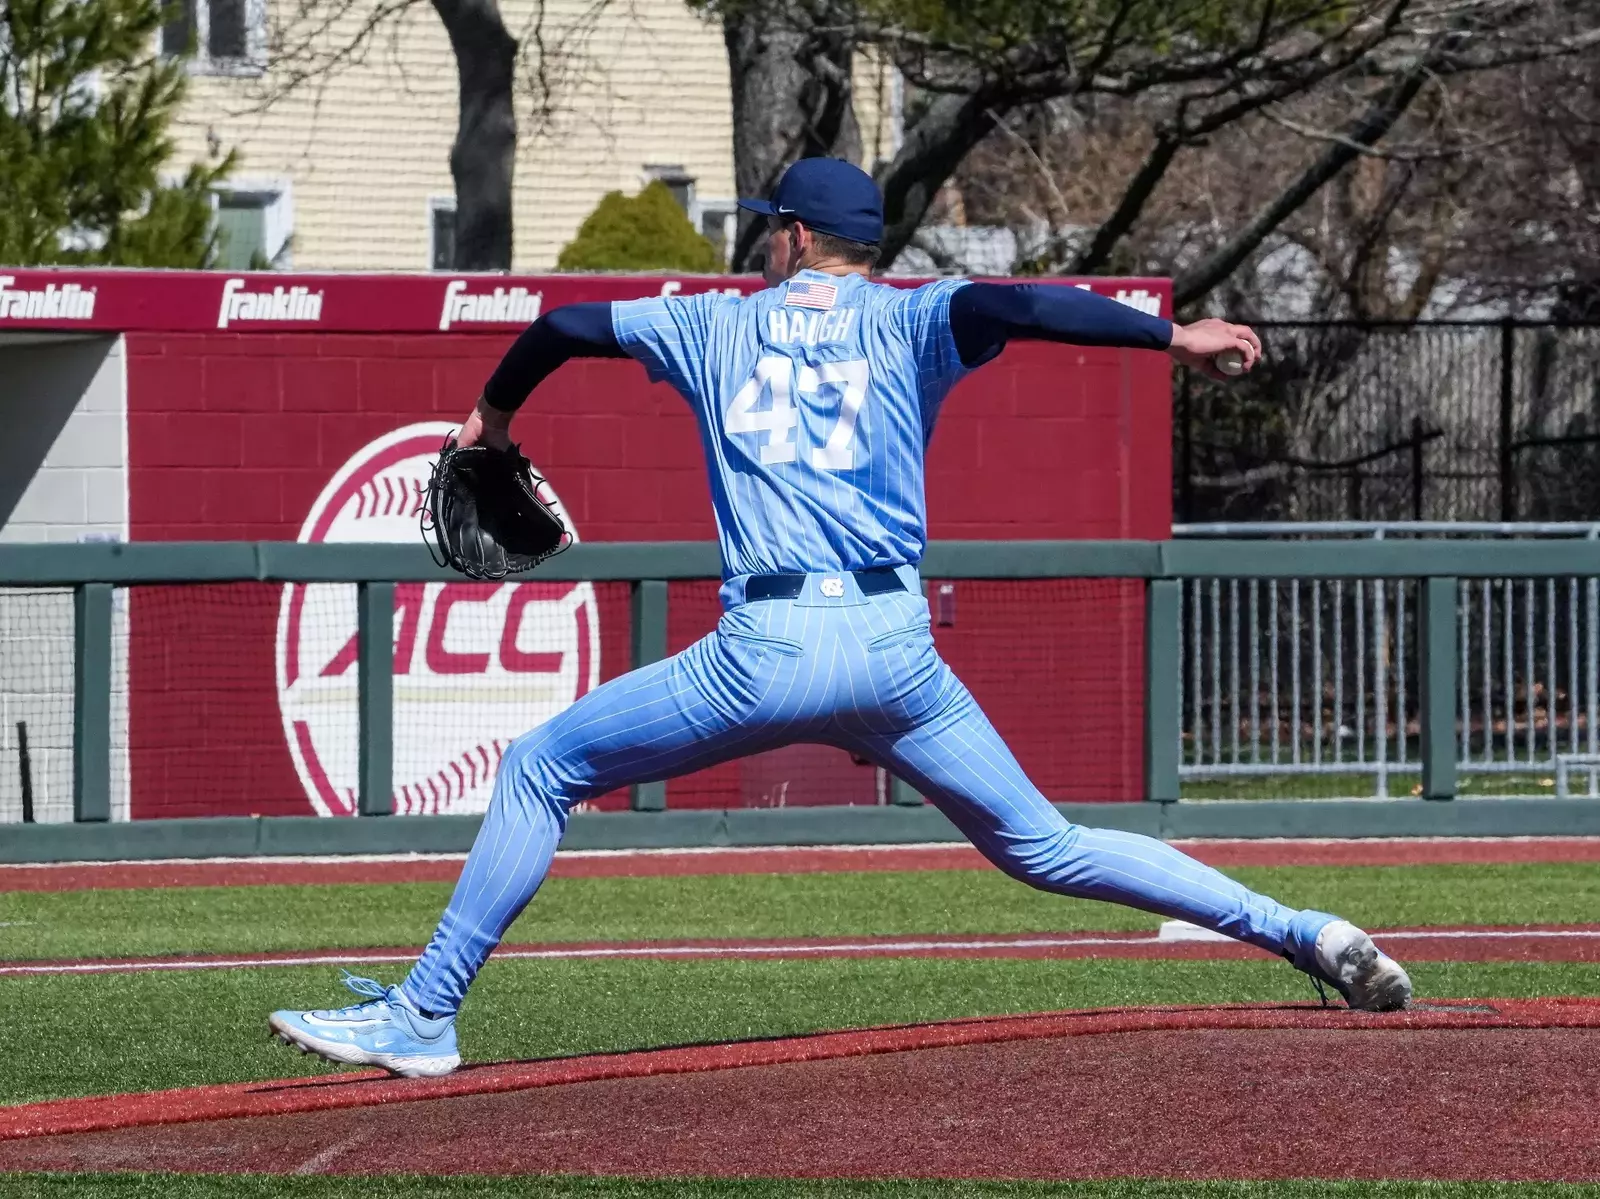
[{"x1": 2, "y1": 1003, "x2": 1598, "y2": 1181}]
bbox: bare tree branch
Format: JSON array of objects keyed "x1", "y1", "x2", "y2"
[
  {"x1": 1064, "y1": 128, "x2": 1181, "y2": 273},
  {"x1": 986, "y1": 108, "x2": 1072, "y2": 226},
  {"x1": 1259, "y1": 106, "x2": 1514, "y2": 159},
  {"x1": 1172, "y1": 38, "x2": 1451, "y2": 306},
  {"x1": 876, "y1": 86, "x2": 1007, "y2": 266},
  {"x1": 1062, "y1": 10, "x2": 1436, "y2": 275}
]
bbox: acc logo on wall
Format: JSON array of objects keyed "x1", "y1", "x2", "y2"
[{"x1": 275, "y1": 423, "x2": 599, "y2": 817}]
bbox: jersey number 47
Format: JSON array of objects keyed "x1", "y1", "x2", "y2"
[{"x1": 725, "y1": 355, "x2": 869, "y2": 471}]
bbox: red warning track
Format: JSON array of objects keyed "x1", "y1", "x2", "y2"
[
  {"x1": 1, "y1": 1000, "x2": 1597, "y2": 1180},
  {"x1": 4, "y1": 836, "x2": 1599, "y2": 892},
  {"x1": 4, "y1": 925, "x2": 1598, "y2": 977}
]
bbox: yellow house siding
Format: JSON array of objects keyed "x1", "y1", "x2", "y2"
[
  {"x1": 854, "y1": 48, "x2": 903, "y2": 172},
  {"x1": 171, "y1": 0, "x2": 894, "y2": 270},
  {"x1": 171, "y1": 2, "x2": 457, "y2": 270},
  {"x1": 511, "y1": 1, "x2": 737, "y2": 267}
]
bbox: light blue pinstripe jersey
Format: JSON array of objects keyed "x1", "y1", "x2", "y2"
[{"x1": 612, "y1": 270, "x2": 971, "y2": 578}]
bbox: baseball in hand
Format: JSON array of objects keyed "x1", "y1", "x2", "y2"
[{"x1": 1214, "y1": 348, "x2": 1247, "y2": 377}]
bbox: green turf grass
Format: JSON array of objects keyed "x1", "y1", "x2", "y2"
[
  {"x1": 3, "y1": 863, "x2": 1598, "y2": 962},
  {"x1": 0, "y1": 954, "x2": 1591, "y2": 1105},
  {"x1": 3, "y1": 1175, "x2": 1600, "y2": 1197}
]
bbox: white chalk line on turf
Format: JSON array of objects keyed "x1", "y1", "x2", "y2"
[
  {"x1": 3, "y1": 927, "x2": 1598, "y2": 977},
  {"x1": 0, "y1": 936, "x2": 1161, "y2": 975}
]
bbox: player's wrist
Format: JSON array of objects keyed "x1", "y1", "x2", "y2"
[{"x1": 475, "y1": 394, "x2": 514, "y2": 430}]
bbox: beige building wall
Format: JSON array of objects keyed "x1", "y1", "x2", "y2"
[
  {"x1": 171, "y1": 0, "x2": 896, "y2": 271},
  {"x1": 854, "y1": 48, "x2": 904, "y2": 172}
]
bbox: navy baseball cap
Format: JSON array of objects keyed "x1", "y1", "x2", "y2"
[{"x1": 738, "y1": 158, "x2": 884, "y2": 246}]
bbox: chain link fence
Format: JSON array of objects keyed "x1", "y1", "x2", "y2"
[{"x1": 1178, "y1": 322, "x2": 1600, "y2": 524}]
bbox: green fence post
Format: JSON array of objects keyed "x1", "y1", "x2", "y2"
[
  {"x1": 1144, "y1": 578, "x2": 1181, "y2": 802},
  {"x1": 358, "y1": 581, "x2": 394, "y2": 817},
  {"x1": 72, "y1": 583, "x2": 113, "y2": 823},
  {"x1": 889, "y1": 775, "x2": 924, "y2": 806},
  {"x1": 1420, "y1": 575, "x2": 1458, "y2": 801},
  {"x1": 630, "y1": 580, "x2": 669, "y2": 812}
]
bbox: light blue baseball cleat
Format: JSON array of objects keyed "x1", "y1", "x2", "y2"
[
  {"x1": 268, "y1": 971, "x2": 461, "y2": 1078},
  {"x1": 1286, "y1": 911, "x2": 1413, "y2": 1011}
]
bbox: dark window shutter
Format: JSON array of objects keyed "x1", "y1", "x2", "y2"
[
  {"x1": 161, "y1": 0, "x2": 196, "y2": 55},
  {"x1": 431, "y1": 207, "x2": 456, "y2": 271},
  {"x1": 209, "y1": 0, "x2": 248, "y2": 58}
]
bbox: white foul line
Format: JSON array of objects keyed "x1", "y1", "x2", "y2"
[
  {"x1": 0, "y1": 936, "x2": 1160, "y2": 976},
  {"x1": 1, "y1": 927, "x2": 1597, "y2": 978}
]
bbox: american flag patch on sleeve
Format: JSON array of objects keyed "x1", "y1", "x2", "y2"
[{"x1": 785, "y1": 280, "x2": 838, "y2": 310}]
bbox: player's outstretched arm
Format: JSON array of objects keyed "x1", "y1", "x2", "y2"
[
  {"x1": 947, "y1": 283, "x2": 1260, "y2": 380},
  {"x1": 457, "y1": 302, "x2": 628, "y2": 450},
  {"x1": 1165, "y1": 317, "x2": 1262, "y2": 380}
]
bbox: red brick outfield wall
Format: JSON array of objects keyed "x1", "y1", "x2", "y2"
[{"x1": 53, "y1": 270, "x2": 1165, "y2": 820}]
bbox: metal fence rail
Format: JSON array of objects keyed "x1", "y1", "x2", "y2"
[
  {"x1": 9, "y1": 538, "x2": 1600, "y2": 838},
  {"x1": 1177, "y1": 576, "x2": 1600, "y2": 797},
  {"x1": 1174, "y1": 524, "x2": 1600, "y2": 798},
  {"x1": 1180, "y1": 577, "x2": 1416, "y2": 792},
  {"x1": 0, "y1": 540, "x2": 1162, "y2": 825}
]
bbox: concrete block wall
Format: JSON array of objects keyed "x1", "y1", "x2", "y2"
[
  {"x1": 0, "y1": 334, "x2": 131, "y2": 822},
  {"x1": 0, "y1": 319, "x2": 1168, "y2": 820},
  {"x1": 0, "y1": 335, "x2": 128, "y2": 544},
  {"x1": 118, "y1": 327, "x2": 1168, "y2": 816}
]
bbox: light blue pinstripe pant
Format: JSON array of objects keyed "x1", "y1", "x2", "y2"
[{"x1": 405, "y1": 572, "x2": 1331, "y2": 1015}]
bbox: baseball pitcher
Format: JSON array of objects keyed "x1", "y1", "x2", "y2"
[{"x1": 270, "y1": 159, "x2": 1412, "y2": 1077}]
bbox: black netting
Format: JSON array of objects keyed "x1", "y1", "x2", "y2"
[
  {"x1": 0, "y1": 588, "x2": 77, "y2": 823},
  {"x1": 131, "y1": 583, "x2": 303, "y2": 819},
  {"x1": 50, "y1": 576, "x2": 1145, "y2": 818},
  {"x1": 931, "y1": 578, "x2": 1145, "y2": 803},
  {"x1": 657, "y1": 578, "x2": 1145, "y2": 808},
  {"x1": 126, "y1": 580, "x2": 629, "y2": 818}
]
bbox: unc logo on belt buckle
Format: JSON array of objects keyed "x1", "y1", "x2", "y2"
[{"x1": 820, "y1": 577, "x2": 845, "y2": 598}]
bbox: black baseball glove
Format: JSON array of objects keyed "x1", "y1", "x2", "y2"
[{"x1": 422, "y1": 436, "x2": 571, "y2": 580}]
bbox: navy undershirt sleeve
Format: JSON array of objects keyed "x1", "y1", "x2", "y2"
[
  {"x1": 481, "y1": 301, "x2": 628, "y2": 412},
  {"x1": 947, "y1": 282, "x2": 1173, "y2": 369}
]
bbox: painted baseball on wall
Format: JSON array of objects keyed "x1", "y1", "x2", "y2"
[{"x1": 275, "y1": 423, "x2": 599, "y2": 817}]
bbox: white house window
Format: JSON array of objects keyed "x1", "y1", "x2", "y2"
[
  {"x1": 429, "y1": 197, "x2": 457, "y2": 271},
  {"x1": 643, "y1": 165, "x2": 734, "y2": 268},
  {"x1": 696, "y1": 202, "x2": 736, "y2": 268},
  {"x1": 644, "y1": 164, "x2": 696, "y2": 213},
  {"x1": 213, "y1": 181, "x2": 293, "y2": 269},
  {"x1": 162, "y1": 0, "x2": 265, "y2": 74}
]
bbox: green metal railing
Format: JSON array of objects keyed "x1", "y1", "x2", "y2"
[{"x1": 6, "y1": 538, "x2": 1600, "y2": 858}]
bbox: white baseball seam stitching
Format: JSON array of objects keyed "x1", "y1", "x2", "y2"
[
  {"x1": 352, "y1": 473, "x2": 429, "y2": 521},
  {"x1": 396, "y1": 739, "x2": 509, "y2": 814}
]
